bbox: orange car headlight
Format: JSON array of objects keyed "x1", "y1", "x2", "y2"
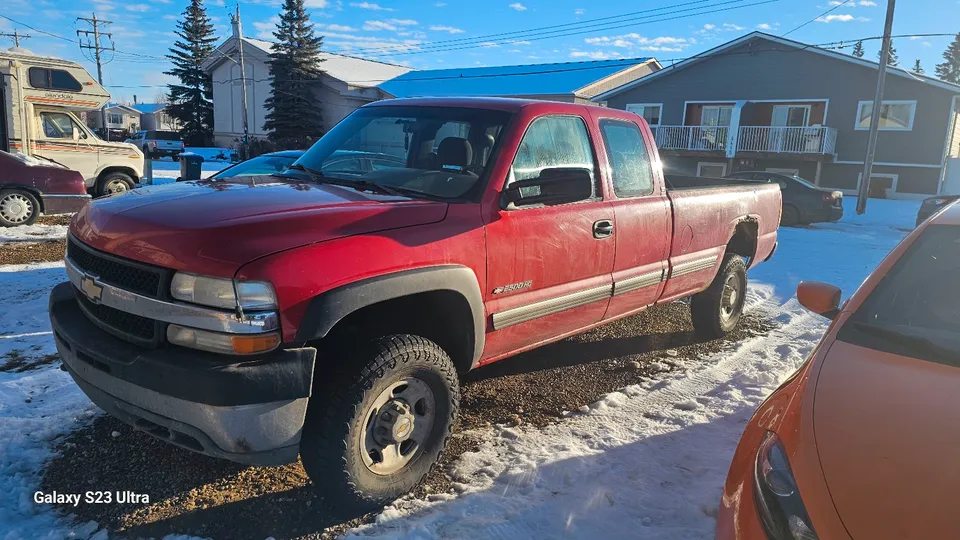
[{"x1": 754, "y1": 431, "x2": 819, "y2": 540}]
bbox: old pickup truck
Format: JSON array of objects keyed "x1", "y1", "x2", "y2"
[{"x1": 50, "y1": 97, "x2": 780, "y2": 513}]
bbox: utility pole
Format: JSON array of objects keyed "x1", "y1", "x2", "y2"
[
  {"x1": 0, "y1": 29, "x2": 30, "y2": 48},
  {"x1": 856, "y1": 0, "x2": 896, "y2": 215},
  {"x1": 231, "y1": 5, "x2": 250, "y2": 150},
  {"x1": 76, "y1": 13, "x2": 114, "y2": 136}
]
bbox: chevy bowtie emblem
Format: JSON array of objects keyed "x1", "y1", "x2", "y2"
[{"x1": 80, "y1": 273, "x2": 104, "y2": 304}]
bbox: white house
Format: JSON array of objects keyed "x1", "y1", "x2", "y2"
[{"x1": 201, "y1": 20, "x2": 412, "y2": 147}]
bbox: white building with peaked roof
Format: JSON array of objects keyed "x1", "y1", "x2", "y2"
[{"x1": 201, "y1": 20, "x2": 412, "y2": 147}]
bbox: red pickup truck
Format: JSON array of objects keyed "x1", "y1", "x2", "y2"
[{"x1": 50, "y1": 97, "x2": 779, "y2": 513}]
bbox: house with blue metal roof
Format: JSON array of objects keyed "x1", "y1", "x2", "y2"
[{"x1": 377, "y1": 57, "x2": 661, "y2": 103}]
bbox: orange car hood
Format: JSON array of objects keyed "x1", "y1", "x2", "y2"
[{"x1": 813, "y1": 339, "x2": 960, "y2": 539}]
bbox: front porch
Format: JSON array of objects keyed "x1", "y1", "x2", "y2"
[{"x1": 651, "y1": 124, "x2": 838, "y2": 159}]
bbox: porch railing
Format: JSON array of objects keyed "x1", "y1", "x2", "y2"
[
  {"x1": 652, "y1": 125, "x2": 729, "y2": 152},
  {"x1": 651, "y1": 125, "x2": 838, "y2": 155}
]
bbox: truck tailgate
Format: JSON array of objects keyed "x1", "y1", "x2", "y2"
[{"x1": 658, "y1": 182, "x2": 780, "y2": 303}]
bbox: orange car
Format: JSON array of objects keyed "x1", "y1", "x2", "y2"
[{"x1": 717, "y1": 201, "x2": 960, "y2": 540}]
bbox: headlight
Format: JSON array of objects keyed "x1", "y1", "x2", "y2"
[
  {"x1": 167, "y1": 324, "x2": 280, "y2": 355},
  {"x1": 171, "y1": 272, "x2": 277, "y2": 310},
  {"x1": 754, "y1": 432, "x2": 819, "y2": 540}
]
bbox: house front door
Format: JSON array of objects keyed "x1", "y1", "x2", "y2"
[
  {"x1": 769, "y1": 105, "x2": 810, "y2": 152},
  {"x1": 699, "y1": 105, "x2": 732, "y2": 151}
]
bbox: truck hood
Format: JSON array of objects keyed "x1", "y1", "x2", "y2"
[
  {"x1": 70, "y1": 177, "x2": 448, "y2": 276},
  {"x1": 812, "y1": 340, "x2": 960, "y2": 538}
]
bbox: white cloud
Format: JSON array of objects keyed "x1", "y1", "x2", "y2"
[
  {"x1": 305, "y1": 0, "x2": 329, "y2": 6},
  {"x1": 508, "y1": 49, "x2": 522, "y2": 53},
  {"x1": 429, "y1": 25, "x2": 464, "y2": 34},
  {"x1": 322, "y1": 31, "x2": 421, "y2": 54},
  {"x1": 388, "y1": 18, "x2": 418, "y2": 25},
  {"x1": 574, "y1": 8, "x2": 585, "y2": 15},
  {"x1": 817, "y1": 14, "x2": 854, "y2": 22},
  {"x1": 434, "y1": 1, "x2": 447, "y2": 5},
  {"x1": 479, "y1": 41, "x2": 500, "y2": 47},
  {"x1": 508, "y1": 40, "x2": 531, "y2": 45},
  {"x1": 253, "y1": 16, "x2": 281, "y2": 39},
  {"x1": 125, "y1": 3, "x2": 149, "y2": 11},
  {"x1": 922, "y1": 41, "x2": 932, "y2": 47},
  {"x1": 350, "y1": 2, "x2": 393, "y2": 10},
  {"x1": 162, "y1": 14, "x2": 176, "y2": 20},
  {"x1": 583, "y1": 33, "x2": 693, "y2": 52},
  {"x1": 363, "y1": 20, "x2": 397, "y2": 31},
  {"x1": 722, "y1": 23, "x2": 745, "y2": 31},
  {"x1": 829, "y1": 0, "x2": 877, "y2": 6},
  {"x1": 322, "y1": 23, "x2": 358, "y2": 31},
  {"x1": 756, "y1": 23, "x2": 772, "y2": 30},
  {"x1": 859, "y1": 0, "x2": 877, "y2": 5},
  {"x1": 570, "y1": 50, "x2": 616, "y2": 59},
  {"x1": 509, "y1": 3, "x2": 527, "y2": 11},
  {"x1": 212, "y1": 0, "x2": 225, "y2": 6}
]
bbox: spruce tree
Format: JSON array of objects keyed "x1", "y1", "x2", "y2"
[
  {"x1": 165, "y1": 0, "x2": 217, "y2": 146},
  {"x1": 912, "y1": 59, "x2": 924, "y2": 74},
  {"x1": 263, "y1": 0, "x2": 325, "y2": 148},
  {"x1": 877, "y1": 39, "x2": 899, "y2": 66},
  {"x1": 851, "y1": 40, "x2": 864, "y2": 58},
  {"x1": 935, "y1": 32, "x2": 960, "y2": 84}
]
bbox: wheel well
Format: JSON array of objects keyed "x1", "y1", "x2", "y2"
[
  {"x1": 97, "y1": 167, "x2": 140, "y2": 184},
  {"x1": 320, "y1": 290, "x2": 476, "y2": 375},
  {"x1": 726, "y1": 219, "x2": 758, "y2": 265}
]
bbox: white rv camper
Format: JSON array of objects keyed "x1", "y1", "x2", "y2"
[{"x1": 0, "y1": 48, "x2": 144, "y2": 196}]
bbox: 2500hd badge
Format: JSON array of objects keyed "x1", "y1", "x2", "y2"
[{"x1": 34, "y1": 490, "x2": 150, "y2": 507}]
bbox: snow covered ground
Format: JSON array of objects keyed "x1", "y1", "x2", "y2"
[
  {"x1": 0, "y1": 224, "x2": 68, "y2": 243},
  {"x1": 147, "y1": 147, "x2": 235, "y2": 185},
  {"x1": 0, "y1": 197, "x2": 919, "y2": 539}
]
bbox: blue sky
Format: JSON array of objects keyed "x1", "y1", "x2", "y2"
[{"x1": 1, "y1": 0, "x2": 956, "y2": 103}]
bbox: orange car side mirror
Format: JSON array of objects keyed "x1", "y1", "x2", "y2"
[{"x1": 797, "y1": 281, "x2": 842, "y2": 319}]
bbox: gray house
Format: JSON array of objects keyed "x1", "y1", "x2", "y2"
[
  {"x1": 594, "y1": 32, "x2": 960, "y2": 198},
  {"x1": 201, "y1": 19, "x2": 412, "y2": 147}
]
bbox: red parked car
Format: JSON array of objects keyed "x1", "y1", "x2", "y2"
[
  {"x1": 0, "y1": 150, "x2": 90, "y2": 227},
  {"x1": 51, "y1": 97, "x2": 780, "y2": 513}
]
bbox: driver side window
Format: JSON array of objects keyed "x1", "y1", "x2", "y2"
[
  {"x1": 510, "y1": 115, "x2": 597, "y2": 194},
  {"x1": 40, "y1": 112, "x2": 81, "y2": 140}
]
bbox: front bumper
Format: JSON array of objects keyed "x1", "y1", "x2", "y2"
[
  {"x1": 43, "y1": 194, "x2": 91, "y2": 215},
  {"x1": 49, "y1": 282, "x2": 317, "y2": 465}
]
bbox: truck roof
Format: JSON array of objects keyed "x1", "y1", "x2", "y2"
[{"x1": 366, "y1": 96, "x2": 614, "y2": 114}]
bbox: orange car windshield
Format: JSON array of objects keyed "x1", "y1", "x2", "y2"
[{"x1": 839, "y1": 225, "x2": 960, "y2": 365}]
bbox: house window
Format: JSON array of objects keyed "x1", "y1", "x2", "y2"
[
  {"x1": 856, "y1": 100, "x2": 916, "y2": 131},
  {"x1": 28, "y1": 67, "x2": 83, "y2": 92},
  {"x1": 857, "y1": 172, "x2": 899, "y2": 198},
  {"x1": 625, "y1": 103, "x2": 662, "y2": 127},
  {"x1": 697, "y1": 162, "x2": 727, "y2": 177},
  {"x1": 108, "y1": 113, "x2": 123, "y2": 125},
  {"x1": 701, "y1": 105, "x2": 733, "y2": 127}
]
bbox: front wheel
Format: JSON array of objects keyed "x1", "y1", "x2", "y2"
[
  {"x1": 691, "y1": 254, "x2": 747, "y2": 339},
  {"x1": 96, "y1": 172, "x2": 134, "y2": 197},
  {"x1": 300, "y1": 334, "x2": 459, "y2": 515},
  {"x1": 0, "y1": 189, "x2": 40, "y2": 227}
]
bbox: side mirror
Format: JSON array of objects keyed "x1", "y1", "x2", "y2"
[
  {"x1": 72, "y1": 129, "x2": 81, "y2": 142},
  {"x1": 502, "y1": 167, "x2": 593, "y2": 208},
  {"x1": 797, "y1": 281, "x2": 842, "y2": 319}
]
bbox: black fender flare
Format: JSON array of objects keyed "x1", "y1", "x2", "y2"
[{"x1": 294, "y1": 265, "x2": 485, "y2": 368}]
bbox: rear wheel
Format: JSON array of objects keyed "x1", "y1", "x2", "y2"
[
  {"x1": 300, "y1": 334, "x2": 459, "y2": 516},
  {"x1": 780, "y1": 204, "x2": 801, "y2": 227},
  {"x1": 96, "y1": 172, "x2": 134, "y2": 197},
  {"x1": 691, "y1": 254, "x2": 747, "y2": 339},
  {"x1": 0, "y1": 189, "x2": 40, "y2": 227}
]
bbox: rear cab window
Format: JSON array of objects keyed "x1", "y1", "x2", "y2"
[
  {"x1": 838, "y1": 225, "x2": 960, "y2": 366},
  {"x1": 597, "y1": 119, "x2": 654, "y2": 198}
]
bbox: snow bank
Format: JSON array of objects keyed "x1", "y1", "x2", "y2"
[{"x1": 0, "y1": 225, "x2": 68, "y2": 243}]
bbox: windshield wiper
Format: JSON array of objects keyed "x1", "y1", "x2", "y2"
[
  {"x1": 286, "y1": 163, "x2": 324, "y2": 180},
  {"x1": 320, "y1": 177, "x2": 405, "y2": 197},
  {"x1": 850, "y1": 322, "x2": 958, "y2": 363}
]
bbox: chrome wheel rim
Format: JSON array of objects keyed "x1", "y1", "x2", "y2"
[
  {"x1": 105, "y1": 179, "x2": 128, "y2": 194},
  {"x1": 359, "y1": 377, "x2": 436, "y2": 475},
  {"x1": 0, "y1": 193, "x2": 34, "y2": 224},
  {"x1": 720, "y1": 273, "x2": 741, "y2": 322}
]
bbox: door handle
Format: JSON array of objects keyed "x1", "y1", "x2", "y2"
[{"x1": 593, "y1": 219, "x2": 614, "y2": 239}]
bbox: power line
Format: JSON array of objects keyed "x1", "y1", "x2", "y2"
[
  {"x1": 0, "y1": 29, "x2": 29, "y2": 47},
  {"x1": 783, "y1": 0, "x2": 854, "y2": 37},
  {"x1": 77, "y1": 13, "x2": 114, "y2": 130},
  {"x1": 343, "y1": 0, "x2": 774, "y2": 58},
  {"x1": 340, "y1": 0, "x2": 735, "y2": 56}
]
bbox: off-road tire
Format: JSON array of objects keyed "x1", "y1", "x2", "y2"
[
  {"x1": 691, "y1": 254, "x2": 747, "y2": 339},
  {"x1": 780, "y1": 204, "x2": 801, "y2": 227},
  {"x1": 96, "y1": 172, "x2": 134, "y2": 197},
  {"x1": 0, "y1": 189, "x2": 40, "y2": 227},
  {"x1": 299, "y1": 334, "x2": 459, "y2": 516}
]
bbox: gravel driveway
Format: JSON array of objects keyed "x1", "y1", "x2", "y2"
[{"x1": 41, "y1": 303, "x2": 774, "y2": 539}]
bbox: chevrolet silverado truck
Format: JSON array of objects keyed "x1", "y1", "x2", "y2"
[{"x1": 50, "y1": 97, "x2": 780, "y2": 513}]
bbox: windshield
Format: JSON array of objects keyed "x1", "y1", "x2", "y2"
[
  {"x1": 839, "y1": 225, "x2": 960, "y2": 365},
  {"x1": 294, "y1": 105, "x2": 513, "y2": 199},
  {"x1": 212, "y1": 154, "x2": 299, "y2": 179},
  {"x1": 791, "y1": 176, "x2": 817, "y2": 189}
]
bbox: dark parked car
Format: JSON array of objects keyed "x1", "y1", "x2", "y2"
[
  {"x1": 207, "y1": 150, "x2": 406, "y2": 181},
  {"x1": 726, "y1": 171, "x2": 843, "y2": 226},
  {"x1": 0, "y1": 150, "x2": 90, "y2": 227},
  {"x1": 916, "y1": 195, "x2": 959, "y2": 227}
]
